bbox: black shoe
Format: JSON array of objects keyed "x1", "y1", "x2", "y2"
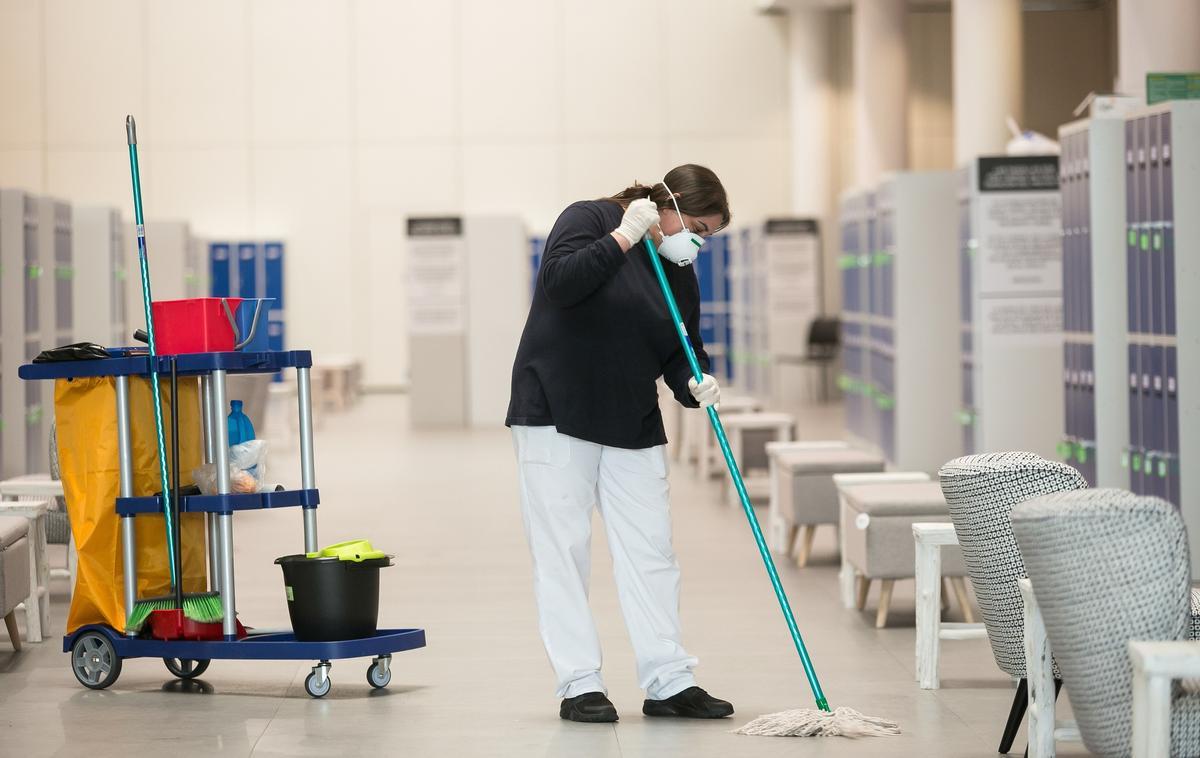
[
  {"x1": 643, "y1": 686, "x2": 734, "y2": 719},
  {"x1": 560, "y1": 692, "x2": 619, "y2": 723}
]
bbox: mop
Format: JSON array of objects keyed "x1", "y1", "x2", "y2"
[
  {"x1": 123, "y1": 116, "x2": 222, "y2": 633},
  {"x1": 643, "y1": 233, "x2": 900, "y2": 739}
]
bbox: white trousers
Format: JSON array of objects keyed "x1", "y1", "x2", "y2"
[{"x1": 512, "y1": 425, "x2": 698, "y2": 701}]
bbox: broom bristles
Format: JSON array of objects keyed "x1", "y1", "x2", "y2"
[
  {"x1": 125, "y1": 591, "x2": 225, "y2": 632},
  {"x1": 734, "y1": 707, "x2": 901, "y2": 738}
]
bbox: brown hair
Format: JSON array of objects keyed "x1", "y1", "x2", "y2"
[{"x1": 606, "y1": 164, "x2": 731, "y2": 231}]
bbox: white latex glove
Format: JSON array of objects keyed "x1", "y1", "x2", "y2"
[
  {"x1": 614, "y1": 198, "x2": 660, "y2": 246},
  {"x1": 688, "y1": 373, "x2": 720, "y2": 409}
]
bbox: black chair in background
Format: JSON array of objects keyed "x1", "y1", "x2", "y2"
[{"x1": 776, "y1": 316, "x2": 841, "y2": 403}]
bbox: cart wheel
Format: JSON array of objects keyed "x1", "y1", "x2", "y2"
[
  {"x1": 305, "y1": 668, "x2": 332, "y2": 698},
  {"x1": 163, "y1": 657, "x2": 211, "y2": 679},
  {"x1": 71, "y1": 631, "x2": 122, "y2": 690},
  {"x1": 367, "y1": 659, "x2": 391, "y2": 689}
]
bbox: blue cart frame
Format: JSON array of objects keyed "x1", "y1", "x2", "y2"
[{"x1": 21, "y1": 349, "x2": 426, "y2": 697}]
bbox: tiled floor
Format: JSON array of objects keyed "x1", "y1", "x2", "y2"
[{"x1": 0, "y1": 395, "x2": 1087, "y2": 757}]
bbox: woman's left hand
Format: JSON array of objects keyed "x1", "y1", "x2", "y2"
[{"x1": 688, "y1": 374, "x2": 720, "y2": 409}]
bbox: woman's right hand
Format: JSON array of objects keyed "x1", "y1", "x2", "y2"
[{"x1": 612, "y1": 198, "x2": 660, "y2": 250}]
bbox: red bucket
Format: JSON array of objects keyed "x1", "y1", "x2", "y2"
[{"x1": 151, "y1": 297, "x2": 243, "y2": 355}]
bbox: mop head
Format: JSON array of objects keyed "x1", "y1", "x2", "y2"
[{"x1": 734, "y1": 707, "x2": 901, "y2": 738}]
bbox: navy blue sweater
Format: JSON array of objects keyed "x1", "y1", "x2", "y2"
[{"x1": 506, "y1": 199, "x2": 709, "y2": 449}]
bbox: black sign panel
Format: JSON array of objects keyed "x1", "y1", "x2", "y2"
[
  {"x1": 977, "y1": 155, "x2": 1060, "y2": 193},
  {"x1": 407, "y1": 216, "x2": 463, "y2": 237},
  {"x1": 764, "y1": 218, "x2": 819, "y2": 235}
]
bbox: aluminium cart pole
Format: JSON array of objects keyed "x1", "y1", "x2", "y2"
[
  {"x1": 200, "y1": 375, "x2": 221, "y2": 593},
  {"x1": 115, "y1": 375, "x2": 138, "y2": 637},
  {"x1": 297, "y1": 367, "x2": 318, "y2": 553},
  {"x1": 211, "y1": 369, "x2": 238, "y2": 639}
]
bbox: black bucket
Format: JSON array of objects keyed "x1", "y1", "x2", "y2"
[{"x1": 274, "y1": 554, "x2": 393, "y2": 641}]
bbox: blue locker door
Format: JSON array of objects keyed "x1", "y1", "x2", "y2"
[
  {"x1": 1138, "y1": 118, "x2": 1153, "y2": 336},
  {"x1": 1150, "y1": 346, "x2": 1166, "y2": 498},
  {"x1": 209, "y1": 242, "x2": 232, "y2": 297},
  {"x1": 1166, "y1": 346, "x2": 1179, "y2": 505},
  {"x1": 1129, "y1": 344, "x2": 1143, "y2": 495},
  {"x1": 1150, "y1": 114, "x2": 1164, "y2": 336},
  {"x1": 237, "y1": 242, "x2": 258, "y2": 299},
  {"x1": 263, "y1": 241, "x2": 284, "y2": 307},
  {"x1": 1126, "y1": 121, "x2": 1138, "y2": 336},
  {"x1": 1141, "y1": 345, "x2": 1155, "y2": 495},
  {"x1": 1163, "y1": 112, "x2": 1176, "y2": 337}
]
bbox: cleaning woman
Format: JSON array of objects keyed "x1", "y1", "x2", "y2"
[{"x1": 507, "y1": 164, "x2": 733, "y2": 723}]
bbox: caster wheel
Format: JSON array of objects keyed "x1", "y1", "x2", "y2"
[
  {"x1": 305, "y1": 669, "x2": 331, "y2": 698},
  {"x1": 71, "y1": 631, "x2": 122, "y2": 690},
  {"x1": 367, "y1": 660, "x2": 391, "y2": 689},
  {"x1": 163, "y1": 658, "x2": 211, "y2": 679}
]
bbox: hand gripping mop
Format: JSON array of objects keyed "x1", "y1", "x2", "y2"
[
  {"x1": 643, "y1": 234, "x2": 899, "y2": 739},
  {"x1": 123, "y1": 116, "x2": 223, "y2": 635}
]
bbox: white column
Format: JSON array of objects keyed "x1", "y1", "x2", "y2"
[
  {"x1": 788, "y1": 8, "x2": 833, "y2": 218},
  {"x1": 853, "y1": 0, "x2": 909, "y2": 186},
  {"x1": 1118, "y1": 0, "x2": 1200, "y2": 100},
  {"x1": 952, "y1": 0, "x2": 1022, "y2": 164}
]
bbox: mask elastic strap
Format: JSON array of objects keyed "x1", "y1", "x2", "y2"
[{"x1": 659, "y1": 180, "x2": 686, "y2": 228}]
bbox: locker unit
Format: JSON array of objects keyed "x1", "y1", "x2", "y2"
[
  {"x1": 39, "y1": 198, "x2": 73, "y2": 350},
  {"x1": 1058, "y1": 115, "x2": 1130, "y2": 487},
  {"x1": 72, "y1": 206, "x2": 130, "y2": 348},
  {"x1": 730, "y1": 219, "x2": 822, "y2": 405},
  {"x1": 839, "y1": 189, "x2": 875, "y2": 445},
  {"x1": 870, "y1": 173, "x2": 961, "y2": 471},
  {"x1": 959, "y1": 155, "x2": 1065, "y2": 460},
  {"x1": 1122, "y1": 101, "x2": 1200, "y2": 530},
  {"x1": 185, "y1": 234, "x2": 208, "y2": 298},
  {"x1": 695, "y1": 232, "x2": 733, "y2": 383},
  {"x1": 729, "y1": 227, "x2": 762, "y2": 396},
  {"x1": 0, "y1": 189, "x2": 45, "y2": 477},
  {"x1": 207, "y1": 239, "x2": 287, "y2": 357}
]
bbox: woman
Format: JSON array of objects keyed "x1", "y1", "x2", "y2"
[{"x1": 507, "y1": 164, "x2": 733, "y2": 723}]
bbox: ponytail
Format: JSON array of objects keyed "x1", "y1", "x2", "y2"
[{"x1": 604, "y1": 165, "x2": 731, "y2": 230}]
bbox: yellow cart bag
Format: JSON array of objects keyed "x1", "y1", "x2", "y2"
[{"x1": 55, "y1": 375, "x2": 209, "y2": 634}]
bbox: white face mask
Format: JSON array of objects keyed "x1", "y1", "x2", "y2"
[{"x1": 656, "y1": 180, "x2": 705, "y2": 267}]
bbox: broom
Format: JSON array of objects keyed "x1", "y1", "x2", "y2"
[
  {"x1": 123, "y1": 116, "x2": 222, "y2": 633},
  {"x1": 643, "y1": 232, "x2": 899, "y2": 738}
]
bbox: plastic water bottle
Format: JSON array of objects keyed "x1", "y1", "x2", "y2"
[{"x1": 228, "y1": 400, "x2": 256, "y2": 445}]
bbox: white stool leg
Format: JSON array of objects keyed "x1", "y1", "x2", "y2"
[
  {"x1": 1021, "y1": 579, "x2": 1056, "y2": 758},
  {"x1": 25, "y1": 513, "x2": 46, "y2": 643},
  {"x1": 915, "y1": 539, "x2": 942, "y2": 689}
]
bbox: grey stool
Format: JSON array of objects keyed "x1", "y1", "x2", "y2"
[
  {"x1": 767, "y1": 442, "x2": 885, "y2": 566},
  {"x1": 840, "y1": 480, "x2": 972, "y2": 628}
]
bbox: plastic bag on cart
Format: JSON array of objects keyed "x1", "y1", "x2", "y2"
[
  {"x1": 54, "y1": 376, "x2": 209, "y2": 634},
  {"x1": 193, "y1": 440, "x2": 270, "y2": 495}
]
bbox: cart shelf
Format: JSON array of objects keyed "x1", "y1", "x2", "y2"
[
  {"x1": 64, "y1": 624, "x2": 426, "y2": 660},
  {"x1": 19, "y1": 348, "x2": 312, "y2": 381},
  {"x1": 116, "y1": 488, "x2": 320, "y2": 516}
]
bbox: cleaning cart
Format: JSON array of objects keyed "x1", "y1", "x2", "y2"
[{"x1": 19, "y1": 348, "x2": 425, "y2": 698}]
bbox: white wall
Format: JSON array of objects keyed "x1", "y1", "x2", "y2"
[{"x1": 0, "y1": 0, "x2": 792, "y2": 384}]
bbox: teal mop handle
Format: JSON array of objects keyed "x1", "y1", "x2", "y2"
[
  {"x1": 126, "y1": 116, "x2": 178, "y2": 588},
  {"x1": 644, "y1": 235, "x2": 830, "y2": 712}
]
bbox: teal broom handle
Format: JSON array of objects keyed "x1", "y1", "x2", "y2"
[
  {"x1": 643, "y1": 234, "x2": 829, "y2": 712},
  {"x1": 127, "y1": 116, "x2": 178, "y2": 589}
]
